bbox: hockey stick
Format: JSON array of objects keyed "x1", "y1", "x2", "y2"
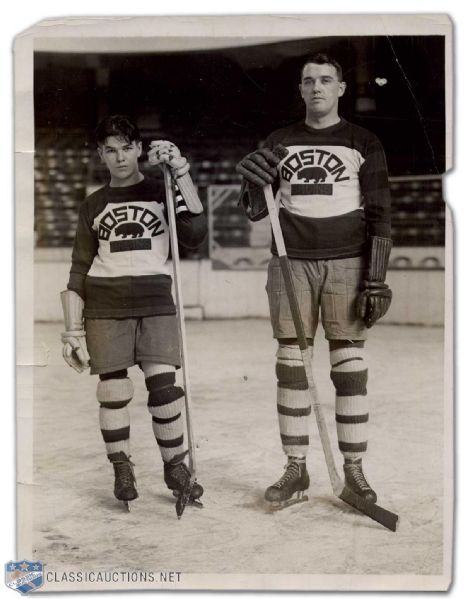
[
  {"x1": 163, "y1": 166, "x2": 200, "y2": 519},
  {"x1": 263, "y1": 183, "x2": 399, "y2": 532}
]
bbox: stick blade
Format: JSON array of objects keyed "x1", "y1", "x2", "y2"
[{"x1": 338, "y1": 487, "x2": 399, "y2": 532}]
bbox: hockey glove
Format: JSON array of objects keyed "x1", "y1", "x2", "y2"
[
  {"x1": 356, "y1": 281, "x2": 392, "y2": 328},
  {"x1": 356, "y1": 236, "x2": 393, "y2": 328},
  {"x1": 237, "y1": 145, "x2": 288, "y2": 221},
  {"x1": 60, "y1": 289, "x2": 90, "y2": 373},
  {"x1": 236, "y1": 146, "x2": 283, "y2": 187},
  {"x1": 149, "y1": 140, "x2": 203, "y2": 214},
  {"x1": 148, "y1": 140, "x2": 190, "y2": 178}
]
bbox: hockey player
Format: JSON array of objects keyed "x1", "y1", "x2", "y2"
[
  {"x1": 61, "y1": 115, "x2": 207, "y2": 510},
  {"x1": 237, "y1": 54, "x2": 392, "y2": 509}
]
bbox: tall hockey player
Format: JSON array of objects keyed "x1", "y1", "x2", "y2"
[
  {"x1": 237, "y1": 54, "x2": 392, "y2": 509},
  {"x1": 61, "y1": 115, "x2": 207, "y2": 511}
]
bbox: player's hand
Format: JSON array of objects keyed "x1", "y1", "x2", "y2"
[
  {"x1": 356, "y1": 281, "x2": 392, "y2": 328},
  {"x1": 148, "y1": 140, "x2": 190, "y2": 178},
  {"x1": 61, "y1": 330, "x2": 90, "y2": 373},
  {"x1": 236, "y1": 147, "x2": 283, "y2": 187}
]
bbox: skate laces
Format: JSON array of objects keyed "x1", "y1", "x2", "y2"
[
  {"x1": 274, "y1": 461, "x2": 301, "y2": 489},
  {"x1": 169, "y1": 462, "x2": 190, "y2": 485},
  {"x1": 113, "y1": 458, "x2": 135, "y2": 487},
  {"x1": 346, "y1": 463, "x2": 370, "y2": 490}
]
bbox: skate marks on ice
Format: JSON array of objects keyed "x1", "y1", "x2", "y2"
[
  {"x1": 34, "y1": 469, "x2": 206, "y2": 571},
  {"x1": 32, "y1": 321, "x2": 444, "y2": 576}
]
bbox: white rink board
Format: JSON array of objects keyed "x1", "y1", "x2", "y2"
[{"x1": 34, "y1": 256, "x2": 445, "y2": 326}]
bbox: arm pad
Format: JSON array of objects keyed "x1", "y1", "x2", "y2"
[
  {"x1": 237, "y1": 180, "x2": 268, "y2": 222},
  {"x1": 176, "y1": 172, "x2": 203, "y2": 214},
  {"x1": 61, "y1": 289, "x2": 85, "y2": 331},
  {"x1": 366, "y1": 236, "x2": 392, "y2": 283}
]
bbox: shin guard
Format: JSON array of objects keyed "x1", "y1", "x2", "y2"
[
  {"x1": 329, "y1": 341, "x2": 368, "y2": 461},
  {"x1": 275, "y1": 344, "x2": 311, "y2": 458},
  {"x1": 97, "y1": 373, "x2": 133, "y2": 457},
  {"x1": 145, "y1": 367, "x2": 185, "y2": 463}
]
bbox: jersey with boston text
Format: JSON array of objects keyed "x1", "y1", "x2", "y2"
[
  {"x1": 264, "y1": 118, "x2": 391, "y2": 260},
  {"x1": 67, "y1": 176, "x2": 206, "y2": 319}
]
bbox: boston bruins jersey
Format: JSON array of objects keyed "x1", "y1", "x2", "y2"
[
  {"x1": 67, "y1": 176, "x2": 206, "y2": 319},
  {"x1": 264, "y1": 118, "x2": 391, "y2": 260}
]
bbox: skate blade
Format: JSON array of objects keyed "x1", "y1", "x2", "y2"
[
  {"x1": 172, "y1": 490, "x2": 204, "y2": 508},
  {"x1": 268, "y1": 492, "x2": 308, "y2": 511},
  {"x1": 175, "y1": 481, "x2": 195, "y2": 520},
  {"x1": 123, "y1": 500, "x2": 132, "y2": 512}
]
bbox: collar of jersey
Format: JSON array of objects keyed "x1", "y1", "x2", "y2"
[{"x1": 301, "y1": 117, "x2": 347, "y2": 134}]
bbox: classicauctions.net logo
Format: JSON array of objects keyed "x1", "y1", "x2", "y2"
[{"x1": 5, "y1": 560, "x2": 44, "y2": 595}]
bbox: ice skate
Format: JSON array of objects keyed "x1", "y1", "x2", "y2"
[
  {"x1": 108, "y1": 452, "x2": 138, "y2": 511},
  {"x1": 164, "y1": 454, "x2": 204, "y2": 517},
  {"x1": 343, "y1": 459, "x2": 377, "y2": 503},
  {"x1": 265, "y1": 457, "x2": 310, "y2": 510}
]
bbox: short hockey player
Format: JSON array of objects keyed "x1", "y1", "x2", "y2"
[
  {"x1": 237, "y1": 54, "x2": 392, "y2": 509},
  {"x1": 61, "y1": 115, "x2": 206, "y2": 511}
]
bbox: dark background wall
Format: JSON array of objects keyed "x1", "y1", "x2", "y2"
[
  {"x1": 35, "y1": 35, "x2": 445, "y2": 176},
  {"x1": 33, "y1": 35, "x2": 446, "y2": 251}
]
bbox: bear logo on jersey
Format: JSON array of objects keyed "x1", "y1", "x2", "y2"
[
  {"x1": 297, "y1": 166, "x2": 327, "y2": 183},
  {"x1": 114, "y1": 222, "x2": 145, "y2": 239},
  {"x1": 294, "y1": 165, "x2": 331, "y2": 195}
]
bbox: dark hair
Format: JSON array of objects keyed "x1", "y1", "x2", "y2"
[
  {"x1": 95, "y1": 115, "x2": 141, "y2": 146},
  {"x1": 301, "y1": 53, "x2": 343, "y2": 81}
]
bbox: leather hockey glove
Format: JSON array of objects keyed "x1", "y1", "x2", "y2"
[
  {"x1": 236, "y1": 146, "x2": 282, "y2": 187},
  {"x1": 356, "y1": 236, "x2": 393, "y2": 328},
  {"x1": 60, "y1": 289, "x2": 90, "y2": 373},
  {"x1": 356, "y1": 282, "x2": 392, "y2": 329},
  {"x1": 148, "y1": 140, "x2": 203, "y2": 214},
  {"x1": 236, "y1": 145, "x2": 288, "y2": 221},
  {"x1": 148, "y1": 140, "x2": 190, "y2": 178}
]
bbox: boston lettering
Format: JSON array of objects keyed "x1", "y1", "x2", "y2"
[
  {"x1": 281, "y1": 149, "x2": 350, "y2": 183},
  {"x1": 98, "y1": 205, "x2": 164, "y2": 240}
]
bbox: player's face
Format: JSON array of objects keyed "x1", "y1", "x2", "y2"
[
  {"x1": 98, "y1": 136, "x2": 142, "y2": 185},
  {"x1": 299, "y1": 63, "x2": 346, "y2": 119}
]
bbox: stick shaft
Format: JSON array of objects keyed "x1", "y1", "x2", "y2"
[
  {"x1": 263, "y1": 184, "x2": 399, "y2": 531},
  {"x1": 263, "y1": 185, "x2": 342, "y2": 493},
  {"x1": 163, "y1": 166, "x2": 196, "y2": 474}
]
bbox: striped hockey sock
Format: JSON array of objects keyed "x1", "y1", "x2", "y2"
[
  {"x1": 143, "y1": 363, "x2": 185, "y2": 463},
  {"x1": 329, "y1": 340, "x2": 368, "y2": 462},
  {"x1": 97, "y1": 372, "x2": 133, "y2": 457},
  {"x1": 275, "y1": 344, "x2": 312, "y2": 458}
]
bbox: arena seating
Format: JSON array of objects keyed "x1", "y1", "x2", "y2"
[{"x1": 34, "y1": 130, "x2": 446, "y2": 252}]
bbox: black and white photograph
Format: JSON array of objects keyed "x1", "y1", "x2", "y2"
[{"x1": 14, "y1": 14, "x2": 452, "y2": 592}]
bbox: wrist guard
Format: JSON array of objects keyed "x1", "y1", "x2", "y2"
[
  {"x1": 175, "y1": 173, "x2": 203, "y2": 214},
  {"x1": 61, "y1": 289, "x2": 85, "y2": 331},
  {"x1": 366, "y1": 236, "x2": 392, "y2": 283},
  {"x1": 60, "y1": 289, "x2": 90, "y2": 373},
  {"x1": 237, "y1": 180, "x2": 268, "y2": 222}
]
